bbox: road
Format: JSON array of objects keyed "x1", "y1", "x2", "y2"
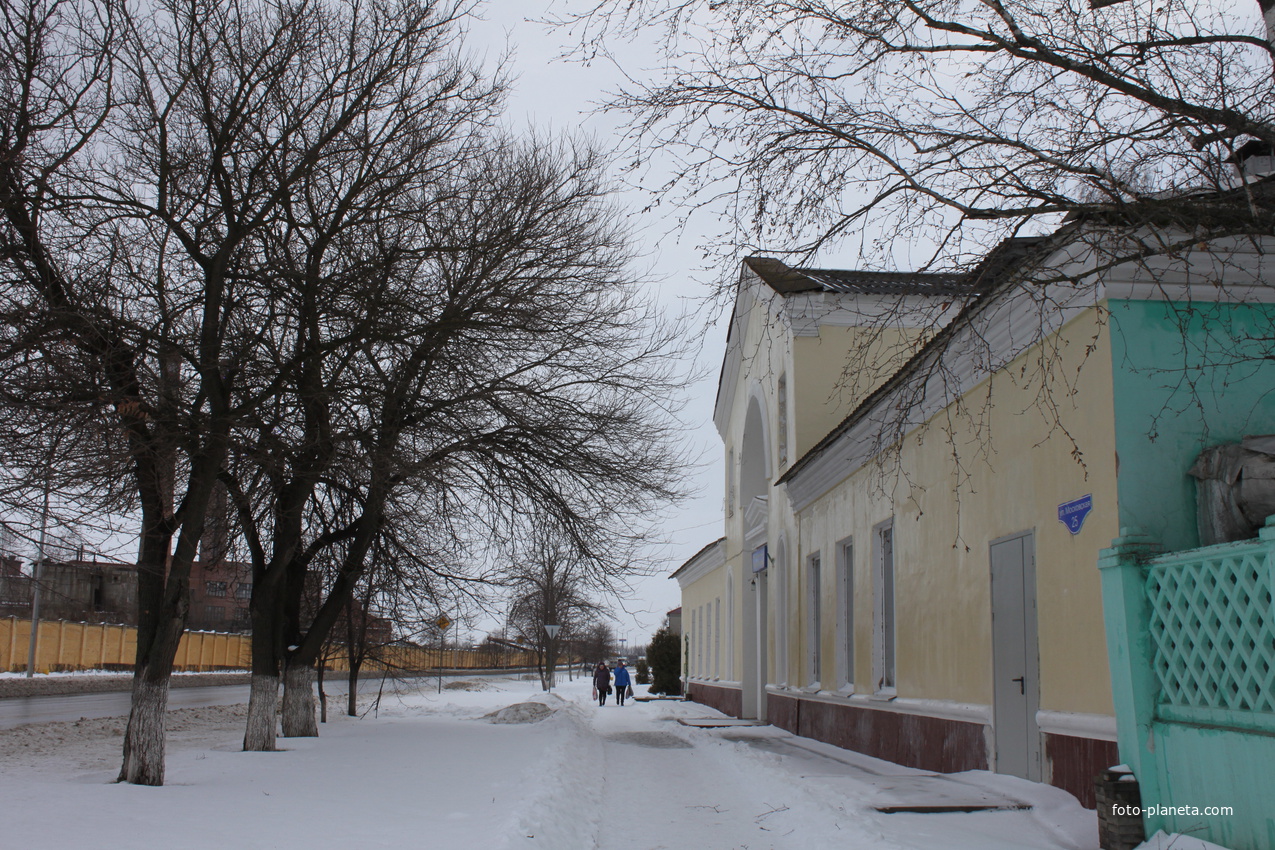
[
  {"x1": 0, "y1": 684, "x2": 252, "y2": 729},
  {"x1": 0, "y1": 668, "x2": 537, "y2": 729}
]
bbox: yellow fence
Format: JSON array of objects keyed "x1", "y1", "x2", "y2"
[{"x1": 1, "y1": 617, "x2": 540, "y2": 674}]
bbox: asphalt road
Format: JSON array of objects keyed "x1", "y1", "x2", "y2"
[
  {"x1": 0, "y1": 669, "x2": 540, "y2": 729},
  {"x1": 0, "y1": 683, "x2": 252, "y2": 729}
]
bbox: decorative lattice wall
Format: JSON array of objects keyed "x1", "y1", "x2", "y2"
[{"x1": 1144, "y1": 544, "x2": 1275, "y2": 720}]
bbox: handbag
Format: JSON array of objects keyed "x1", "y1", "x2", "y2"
[{"x1": 626, "y1": 684, "x2": 634, "y2": 698}]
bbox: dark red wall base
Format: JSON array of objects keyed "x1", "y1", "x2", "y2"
[
  {"x1": 689, "y1": 685, "x2": 1110, "y2": 810},
  {"x1": 686, "y1": 680, "x2": 743, "y2": 718},
  {"x1": 1045, "y1": 732, "x2": 1119, "y2": 809},
  {"x1": 766, "y1": 692, "x2": 988, "y2": 774}
]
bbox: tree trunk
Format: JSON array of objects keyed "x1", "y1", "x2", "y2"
[
  {"x1": 317, "y1": 662, "x2": 327, "y2": 724},
  {"x1": 347, "y1": 661, "x2": 362, "y2": 717},
  {"x1": 543, "y1": 639, "x2": 558, "y2": 691},
  {"x1": 117, "y1": 673, "x2": 170, "y2": 785},
  {"x1": 281, "y1": 659, "x2": 318, "y2": 737},
  {"x1": 243, "y1": 599, "x2": 281, "y2": 751},
  {"x1": 243, "y1": 673, "x2": 279, "y2": 751}
]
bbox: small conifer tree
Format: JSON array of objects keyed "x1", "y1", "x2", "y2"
[
  {"x1": 647, "y1": 625, "x2": 682, "y2": 695},
  {"x1": 634, "y1": 657, "x2": 651, "y2": 684}
]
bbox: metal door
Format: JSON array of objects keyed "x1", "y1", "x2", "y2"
[{"x1": 989, "y1": 531, "x2": 1041, "y2": 781}]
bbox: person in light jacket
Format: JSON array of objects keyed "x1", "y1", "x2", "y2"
[
  {"x1": 593, "y1": 661, "x2": 611, "y2": 706},
  {"x1": 612, "y1": 660, "x2": 631, "y2": 706}
]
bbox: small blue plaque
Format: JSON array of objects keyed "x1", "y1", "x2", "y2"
[
  {"x1": 752, "y1": 544, "x2": 768, "y2": 573},
  {"x1": 1058, "y1": 494, "x2": 1093, "y2": 534}
]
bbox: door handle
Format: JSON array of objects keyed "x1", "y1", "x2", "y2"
[{"x1": 1011, "y1": 676, "x2": 1024, "y2": 695}]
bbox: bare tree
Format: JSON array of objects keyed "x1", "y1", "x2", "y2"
[
  {"x1": 0, "y1": 0, "x2": 495, "y2": 783},
  {"x1": 504, "y1": 526, "x2": 611, "y2": 690},
  {"x1": 561, "y1": 0, "x2": 1275, "y2": 515},
  {"x1": 568, "y1": 1, "x2": 1275, "y2": 274},
  {"x1": 202, "y1": 0, "x2": 501, "y2": 752},
  {"x1": 269, "y1": 134, "x2": 690, "y2": 736}
]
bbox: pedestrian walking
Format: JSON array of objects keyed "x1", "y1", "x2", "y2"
[
  {"x1": 593, "y1": 661, "x2": 611, "y2": 706},
  {"x1": 612, "y1": 659, "x2": 632, "y2": 706}
]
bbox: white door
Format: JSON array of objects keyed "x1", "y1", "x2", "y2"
[
  {"x1": 742, "y1": 548, "x2": 769, "y2": 720},
  {"x1": 990, "y1": 531, "x2": 1041, "y2": 781}
]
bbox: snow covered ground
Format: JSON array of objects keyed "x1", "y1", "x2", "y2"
[{"x1": 1, "y1": 672, "x2": 1102, "y2": 849}]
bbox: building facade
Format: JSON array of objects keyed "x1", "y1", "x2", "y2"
[{"x1": 677, "y1": 229, "x2": 1275, "y2": 810}]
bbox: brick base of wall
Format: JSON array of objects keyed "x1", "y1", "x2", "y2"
[
  {"x1": 1045, "y1": 732, "x2": 1120, "y2": 810},
  {"x1": 766, "y1": 692, "x2": 988, "y2": 774},
  {"x1": 685, "y1": 683, "x2": 1110, "y2": 810},
  {"x1": 686, "y1": 680, "x2": 743, "y2": 718}
]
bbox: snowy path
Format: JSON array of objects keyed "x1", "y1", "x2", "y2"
[
  {"x1": 0, "y1": 673, "x2": 1099, "y2": 850},
  {"x1": 588, "y1": 700, "x2": 806, "y2": 850},
  {"x1": 514, "y1": 686, "x2": 1097, "y2": 850}
]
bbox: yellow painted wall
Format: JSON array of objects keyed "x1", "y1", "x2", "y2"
[
  {"x1": 792, "y1": 326, "x2": 927, "y2": 460},
  {"x1": 795, "y1": 306, "x2": 1118, "y2": 715},
  {"x1": 0, "y1": 617, "x2": 539, "y2": 674},
  {"x1": 679, "y1": 563, "x2": 732, "y2": 681}
]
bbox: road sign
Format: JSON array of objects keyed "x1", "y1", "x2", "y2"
[
  {"x1": 435, "y1": 615, "x2": 452, "y2": 631},
  {"x1": 544, "y1": 624, "x2": 561, "y2": 638}
]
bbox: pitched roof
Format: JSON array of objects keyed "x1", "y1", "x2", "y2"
[
  {"x1": 742, "y1": 256, "x2": 972, "y2": 296},
  {"x1": 669, "y1": 536, "x2": 726, "y2": 580},
  {"x1": 776, "y1": 235, "x2": 1054, "y2": 485}
]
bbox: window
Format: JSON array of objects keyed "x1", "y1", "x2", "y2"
[
  {"x1": 726, "y1": 571, "x2": 735, "y2": 680},
  {"x1": 693, "y1": 609, "x2": 703, "y2": 683},
  {"x1": 808, "y1": 552, "x2": 822, "y2": 687},
  {"x1": 205, "y1": 605, "x2": 225, "y2": 621},
  {"x1": 777, "y1": 374, "x2": 788, "y2": 466},
  {"x1": 727, "y1": 448, "x2": 736, "y2": 516},
  {"x1": 774, "y1": 541, "x2": 788, "y2": 686},
  {"x1": 873, "y1": 520, "x2": 896, "y2": 693},
  {"x1": 714, "y1": 597, "x2": 721, "y2": 679},
  {"x1": 234, "y1": 582, "x2": 252, "y2": 599},
  {"x1": 837, "y1": 538, "x2": 854, "y2": 690},
  {"x1": 206, "y1": 581, "x2": 227, "y2": 598},
  {"x1": 697, "y1": 607, "x2": 704, "y2": 677}
]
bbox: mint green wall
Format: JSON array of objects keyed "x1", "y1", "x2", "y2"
[
  {"x1": 1108, "y1": 299, "x2": 1275, "y2": 552},
  {"x1": 1152, "y1": 722, "x2": 1275, "y2": 850}
]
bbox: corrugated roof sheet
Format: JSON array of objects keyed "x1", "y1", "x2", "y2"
[{"x1": 743, "y1": 256, "x2": 973, "y2": 296}]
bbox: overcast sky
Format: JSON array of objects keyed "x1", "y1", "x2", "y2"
[{"x1": 467, "y1": 0, "x2": 730, "y2": 647}]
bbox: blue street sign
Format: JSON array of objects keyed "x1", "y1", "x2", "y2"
[{"x1": 1058, "y1": 494, "x2": 1093, "y2": 534}]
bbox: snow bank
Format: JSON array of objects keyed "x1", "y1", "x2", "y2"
[
  {"x1": 484, "y1": 701, "x2": 559, "y2": 724},
  {"x1": 494, "y1": 699, "x2": 604, "y2": 850}
]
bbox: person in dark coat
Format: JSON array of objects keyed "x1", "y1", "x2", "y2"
[
  {"x1": 612, "y1": 660, "x2": 631, "y2": 706},
  {"x1": 593, "y1": 661, "x2": 611, "y2": 706}
]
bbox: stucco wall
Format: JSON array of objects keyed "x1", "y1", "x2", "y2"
[
  {"x1": 793, "y1": 306, "x2": 1118, "y2": 716},
  {"x1": 680, "y1": 568, "x2": 727, "y2": 682},
  {"x1": 791, "y1": 325, "x2": 925, "y2": 461}
]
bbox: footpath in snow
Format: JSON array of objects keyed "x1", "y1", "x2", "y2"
[{"x1": 0, "y1": 672, "x2": 1099, "y2": 849}]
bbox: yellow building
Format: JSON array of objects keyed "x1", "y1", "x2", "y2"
[{"x1": 676, "y1": 230, "x2": 1275, "y2": 809}]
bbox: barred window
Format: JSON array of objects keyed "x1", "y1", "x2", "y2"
[
  {"x1": 206, "y1": 581, "x2": 228, "y2": 597},
  {"x1": 234, "y1": 582, "x2": 252, "y2": 599}
]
